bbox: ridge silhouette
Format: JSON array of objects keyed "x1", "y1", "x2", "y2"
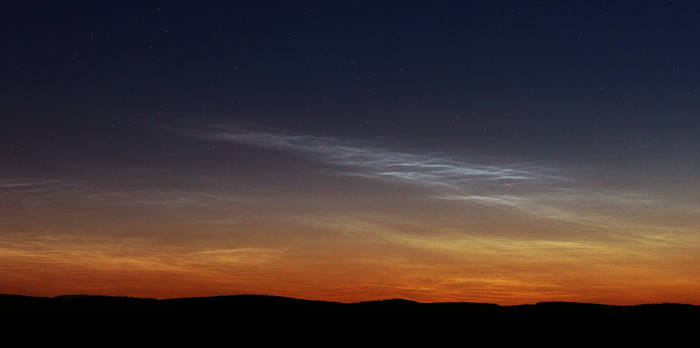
[{"x1": 3, "y1": 294, "x2": 699, "y2": 319}]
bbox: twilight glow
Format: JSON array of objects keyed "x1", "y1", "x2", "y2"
[{"x1": 2, "y1": 2, "x2": 700, "y2": 305}]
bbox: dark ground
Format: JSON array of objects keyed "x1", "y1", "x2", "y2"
[{"x1": 3, "y1": 294, "x2": 699, "y2": 320}]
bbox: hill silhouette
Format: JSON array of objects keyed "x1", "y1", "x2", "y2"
[{"x1": 3, "y1": 294, "x2": 699, "y2": 319}]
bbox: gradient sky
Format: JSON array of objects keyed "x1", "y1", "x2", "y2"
[{"x1": 2, "y1": 1, "x2": 700, "y2": 305}]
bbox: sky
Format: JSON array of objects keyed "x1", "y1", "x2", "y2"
[{"x1": 2, "y1": 1, "x2": 700, "y2": 305}]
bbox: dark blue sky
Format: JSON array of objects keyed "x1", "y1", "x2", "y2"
[{"x1": 3, "y1": 1, "x2": 700, "y2": 171}]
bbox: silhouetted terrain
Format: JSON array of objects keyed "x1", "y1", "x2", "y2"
[{"x1": 3, "y1": 294, "x2": 699, "y2": 319}]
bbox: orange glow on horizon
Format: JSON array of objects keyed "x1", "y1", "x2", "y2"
[{"x1": 3, "y1": 224, "x2": 699, "y2": 305}]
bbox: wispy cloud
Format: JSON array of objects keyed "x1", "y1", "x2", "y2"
[
  {"x1": 435, "y1": 190, "x2": 698, "y2": 234},
  {"x1": 0, "y1": 178, "x2": 255, "y2": 209},
  {"x1": 192, "y1": 126, "x2": 561, "y2": 189},
  {"x1": 186, "y1": 125, "x2": 697, "y2": 233}
]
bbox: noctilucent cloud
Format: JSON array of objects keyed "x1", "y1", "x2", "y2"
[{"x1": 2, "y1": 1, "x2": 699, "y2": 304}]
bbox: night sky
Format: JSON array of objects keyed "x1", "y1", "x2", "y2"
[{"x1": 2, "y1": 1, "x2": 700, "y2": 304}]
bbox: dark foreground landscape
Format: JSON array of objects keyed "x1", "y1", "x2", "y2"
[{"x1": 3, "y1": 294, "x2": 699, "y2": 319}]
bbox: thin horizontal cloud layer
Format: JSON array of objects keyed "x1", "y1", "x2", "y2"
[
  {"x1": 434, "y1": 192, "x2": 696, "y2": 234},
  {"x1": 193, "y1": 126, "x2": 561, "y2": 189},
  {"x1": 0, "y1": 178, "x2": 255, "y2": 209},
  {"x1": 186, "y1": 126, "x2": 697, "y2": 233}
]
